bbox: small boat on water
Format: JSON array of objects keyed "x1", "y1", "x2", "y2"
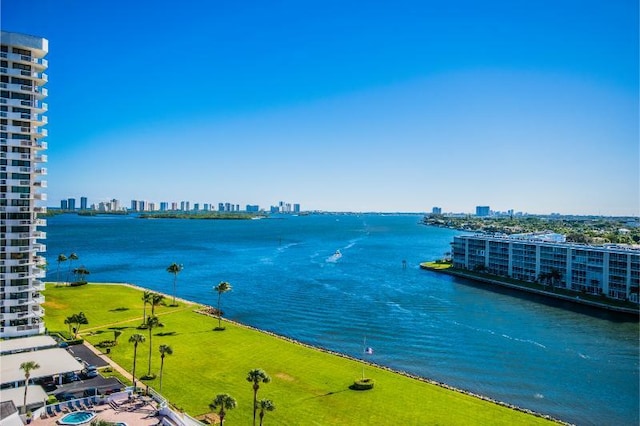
[{"x1": 327, "y1": 250, "x2": 342, "y2": 262}]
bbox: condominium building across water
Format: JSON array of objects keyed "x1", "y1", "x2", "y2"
[{"x1": 452, "y1": 233, "x2": 640, "y2": 304}]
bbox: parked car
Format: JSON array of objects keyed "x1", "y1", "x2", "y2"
[
  {"x1": 81, "y1": 366, "x2": 98, "y2": 379},
  {"x1": 35, "y1": 376, "x2": 57, "y2": 392},
  {"x1": 54, "y1": 391, "x2": 76, "y2": 402},
  {"x1": 62, "y1": 372, "x2": 79, "y2": 383},
  {"x1": 83, "y1": 388, "x2": 99, "y2": 397}
]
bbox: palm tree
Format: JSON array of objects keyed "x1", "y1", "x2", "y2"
[
  {"x1": 166, "y1": 263, "x2": 183, "y2": 306},
  {"x1": 550, "y1": 268, "x2": 562, "y2": 288},
  {"x1": 257, "y1": 399, "x2": 275, "y2": 426},
  {"x1": 74, "y1": 312, "x2": 88, "y2": 337},
  {"x1": 150, "y1": 293, "x2": 165, "y2": 316},
  {"x1": 66, "y1": 312, "x2": 88, "y2": 338},
  {"x1": 213, "y1": 281, "x2": 232, "y2": 329},
  {"x1": 66, "y1": 253, "x2": 79, "y2": 283},
  {"x1": 128, "y1": 333, "x2": 146, "y2": 389},
  {"x1": 73, "y1": 266, "x2": 90, "y2": 283},
  {"x1": 19, "y1": 361, "x2": 40, "y2": 414},
  {"x1": 141, "y1": 291, "x2": 153, "y2": 324},
  {"x1": 209, "y1": 393, "x2": 237, "y2": 426},
  {"x1": 145, "y1": 315, "x2": 161, "y2": 377},
  {"x1": 64, "y1": 315, "x2": 74, "y2": 335},
  {"x1": 56, "y1": 254, "x2": 67, "y2": 285},
  {"x1": 246, "y1": 369, "x2": 271, "y2": 426},
  {"x1": 158, "y1": 344, "x2": 173, "y2": 392}
]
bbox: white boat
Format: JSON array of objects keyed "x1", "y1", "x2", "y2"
[{"x1": 327, "y1": 250, "x2": 342, "y2": 262}]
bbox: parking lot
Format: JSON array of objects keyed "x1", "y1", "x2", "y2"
[
  {"x1": 66, "y1": 344, "x2": 110, "y2": 368},
  {"x1": 45, "y1": 344, "x2": 124, "y2": 400}
]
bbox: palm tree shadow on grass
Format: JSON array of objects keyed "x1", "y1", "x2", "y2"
[{"x1": 305, "y1": 389, "x2": 349, "y2": 400}]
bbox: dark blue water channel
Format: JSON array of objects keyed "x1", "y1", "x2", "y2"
[{"x1": 44, "y1": 213, "x2": 639, "y2": 425}]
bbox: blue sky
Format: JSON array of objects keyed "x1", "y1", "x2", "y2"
[{"x1": 2, "y1": 0, "x2": 638, "y2": 215}]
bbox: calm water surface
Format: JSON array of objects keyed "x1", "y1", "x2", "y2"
[{"x1": 45, "y1": 213, "x2": 639, "y2": 425}]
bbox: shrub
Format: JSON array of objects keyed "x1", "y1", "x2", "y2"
[{"x1": 351, "y1": 378, "x2": 375, "y2": 390}]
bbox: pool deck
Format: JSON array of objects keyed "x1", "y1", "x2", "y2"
[{"x1": 31, "y1": 395, "x2": 161, "y2": 426}]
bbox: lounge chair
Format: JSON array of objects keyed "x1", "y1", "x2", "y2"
[
  {"x1": 54, "y1": 404, "x2": 63, "y2": 414},
  {"x1": 46, "y1": 405, "x2": 55, "y2": 417},
  {"x1": 66, "y1": 401, "x2": 76, "y2": 412},
  {"x1": 74, "y1": 400, "x2": 86, "y2": 410},
  {"x1": 82, "y1": 397, "x2": 93, "y2": 408}
]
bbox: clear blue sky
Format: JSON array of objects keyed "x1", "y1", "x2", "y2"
[{"x1": 2, "y1": 0, "x2": 638, "y2": 215}]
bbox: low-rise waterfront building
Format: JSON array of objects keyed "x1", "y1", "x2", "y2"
[{"x1": 452, "y1": 233, "x2": 640, "y2": 304}]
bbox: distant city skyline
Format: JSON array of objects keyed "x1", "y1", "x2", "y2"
[{"x1": 3, "y1": 0, "x2": 638, "y2": 216}]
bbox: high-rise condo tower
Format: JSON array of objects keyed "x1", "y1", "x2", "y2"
[{"x1": 0, "y1": 31, "x2": 49, "y2": 338}]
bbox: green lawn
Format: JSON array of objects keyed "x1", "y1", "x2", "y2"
[{"x1": 43, "y1": 283, "x2": 559, "y2": 425}]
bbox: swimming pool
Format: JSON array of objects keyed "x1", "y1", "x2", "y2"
[{"x1": 57, "y1": 410, "x2": 96, "y2": 425}]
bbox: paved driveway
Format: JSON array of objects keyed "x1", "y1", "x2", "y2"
[{"x1": 66, "y1": 344, "x2": 109, "y2": 368}]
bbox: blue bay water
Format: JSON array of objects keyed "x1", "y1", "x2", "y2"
[{"x1": 45, "y1": 213, "x2": 639, "y2": 425}]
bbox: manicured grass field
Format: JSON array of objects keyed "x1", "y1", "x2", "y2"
[{"x1": 43, "y1": 283, "x2": 559, "y2": 425}]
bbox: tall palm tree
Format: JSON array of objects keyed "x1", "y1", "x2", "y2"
[
  {"x1": 56, "y1": 254, "x2": 67, "y2": 285},
  {"x1": 141, "y1": 291, "x2": 153, "y2": 324},
  {"x1": 213, "y1": 281, "x2": 232, "y2": 329},
  {"x1": 257, "y1": 399, "x2": 275, "y2": 426},
  {"x1": 128, "y1": 333, "x2": 146, "y2": 389},
  {"x1": 209, "y1": 393, "x2": 237, "y2": 426},
  {"x1": 19, "y1": 361, "x2": 40, "y2": 414},
  {"x1": 145, "y1": 316, "x2": 161, "y2": 377},
  {"x1": 158, "y1": 344, "x2": 173, "y2": 392},
  {"x1": 246, "y1": 369, "x2": 271, "y2": 426},
  {"x1": 66, "y1": 253, "x2": 79, "y2": 283},
  {"x1": 166, "y1": 263, "x2": 183, "y2": 306},
  {"x1": 150, "y1": 293, "x2": 165, "y2": 316}
]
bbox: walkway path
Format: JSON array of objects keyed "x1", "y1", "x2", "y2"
[{"x1": 82, "y1": 339, "x2": 134, "y2": 383}]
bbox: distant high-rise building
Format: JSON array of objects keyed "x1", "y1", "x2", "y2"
[
  {"x1": 111, "y1": 199, "x2": 120, "y2": 211},
  {"x1": 432, "y1": 207, "x2": 442, "y2": 215},
  {"x1": 293, "y1": 204, "x2": 300, "y2": 213},
  {"x1": 218, "y1": 203, "x2": 224, "y2": 211},
  {"x1": 1, "y1": 30, "x2": 49, "y2": 337},
  {"x1": 61, "y1": 199, "x2": 68, "y2": 210},
  {"x1": 246, "y1": 205, "x2": 260, "y2": 212},
  {"x1": 171, "y1": 202, "x2": 178, "y2": 211},
  {"x1": 160, "y1": 202, "x2": 168, "y2": 211},
  {"x1": 475, "y1": 206, "x2": 490, "y2": 217},
  {"x1": 194, "y1": 203, "x2": 200, "y2": 211},
  {"x1": 80, "y1": 197, "x2": 88, "y2": 210},
  {"x1": 131, "y1": 200, "x2": 139, "y2": 211},
  {"x1": 67, "y1": 198, "x2": 76, "y2": 210}
]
